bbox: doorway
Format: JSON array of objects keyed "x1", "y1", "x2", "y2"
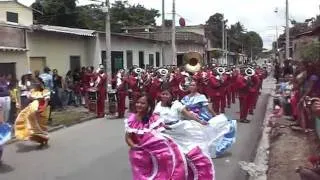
[
  {"x1": 177, "y1": 54, "x2": 184, "y2": 67},
  {"x1": 111, "y1": 51, "x2": 124, "y2": 75},
  {"x1": 70, "y1": 56, "x2": 81, "y2": 71},
  {"x1": 30, "y1": 57, "x2": 46, "y2": 73}
]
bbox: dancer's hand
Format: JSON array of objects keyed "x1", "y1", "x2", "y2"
[{"x1": 131, "y1": 144, "x2": 139, "y2": 150}]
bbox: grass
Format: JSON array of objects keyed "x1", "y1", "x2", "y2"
[{"x1": 50, "y1": 110, "x2": 94, "y2": 127}]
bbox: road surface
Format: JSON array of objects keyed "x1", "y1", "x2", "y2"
[{"x1": 0, "y1": 79, "x2": 273, "y2": 180}]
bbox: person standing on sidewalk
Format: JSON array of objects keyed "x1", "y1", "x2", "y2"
[
  {"x1": 40, "y1": 67, "x2": 53, "y2": 124},
  {"x1": 0, "y1": 74, "x2": 11, "y2": 123}
]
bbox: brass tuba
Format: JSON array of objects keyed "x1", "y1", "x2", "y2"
[
  {"x1": 183, "y1": 52, "x2": 203, "y2": 73},
  {"x1": 157, "y1": 68, "x2": 169, "y2": 83},
  {"x1": 216, "y1": 67, "x2": 226, "y2": 75},
  {"x1": 245, "y1": 67, "x2": 255, "y2": 77},
  {"x1": 179, "y1": 72, "x2": 192, "y2": 92}
]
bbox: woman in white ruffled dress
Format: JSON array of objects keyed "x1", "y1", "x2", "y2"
[{"x1": 154, "y1": 88, "x2": 215, "y2": 179}]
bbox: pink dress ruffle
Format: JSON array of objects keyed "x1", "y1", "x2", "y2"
[
  {"x1": 125, "y1": 113, "x2": 187, "y2": 180},
  {"x1": 186, "y1": 147, "x2": 215, "y2": 180}
]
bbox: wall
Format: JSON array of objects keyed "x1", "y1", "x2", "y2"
[
  {"x1": 0, "y1": 1, "x2": 33, "y2": 26},
  {"x1": 0, "y1": 51, "x2": 28, "y2": 78},
  {"x1": 0, "y1": 25, "x2": 26, "y2": 48},
  {"x1": 99, "y1": 34, "x2": 164, "y2": 68},
  {"x1": 27, "y1": 31, "x2": 92, "y2": 76}
]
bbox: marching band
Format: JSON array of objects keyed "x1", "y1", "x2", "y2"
[{"x1": 78, "y1": 52, "x2": 268, "y2": 121}]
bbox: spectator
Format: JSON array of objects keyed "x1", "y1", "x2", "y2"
[
  {"x1": 52, "y1": 69, "x2": 63, "y2": 110},
  {"x1": 0, "y1": 74, "x2": 11, "y2": 123},
  {"x1": 39, "y1": 67, "x2": 53, "y2": 90}
]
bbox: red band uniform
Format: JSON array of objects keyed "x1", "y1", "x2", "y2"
[{"x1": 95, "y1": 71, "x2": 107, "y2": 118}]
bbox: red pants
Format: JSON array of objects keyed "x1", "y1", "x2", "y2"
[
  {"x1": 97, "y1": 92, "x2": 106, "y2": 118},
  {"x1": 239, "y1": 95, "x2": 249, "y2": 120},
  {"x1": 117, "y1": 92, "x2": 126, "y2": 117},
  {"x1": 248, "y1": 91, "x2": 258, "y2": 112},
  {"x1": 231, "y1": 90, "x2": 236, "y2": 104},
  {"x1": 211, "y1": 96, "x2": 224, "y2": 114}
]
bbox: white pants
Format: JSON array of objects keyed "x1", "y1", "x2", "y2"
[{"x1": 0, "y1": 96, "x2": 11, "y2": 122}]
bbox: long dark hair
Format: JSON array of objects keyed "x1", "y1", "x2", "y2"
[
  {"x1": 136, "y1": 92, "x2": 155, "y2": 124},
  {"x1": 160, "y1": 88, "x2": 175, "y2": 107}
]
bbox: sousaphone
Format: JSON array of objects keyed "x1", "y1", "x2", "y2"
[{"x1": 183, "y1": 52, "x2": 203, "y2": 73}]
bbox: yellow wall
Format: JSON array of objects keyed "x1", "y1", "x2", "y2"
[
  {"x1": 0, "y1": 1, "x2": 33, "y2": 26},
  {"x1": 27, "y1": 31, "x2": 90, "y2": 76},
  {"x1": 0, "y1": 51, "x2": 28, "y2": 78}
]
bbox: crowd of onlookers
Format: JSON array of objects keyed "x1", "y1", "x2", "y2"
[
  {"x1": 273, "y1": 59, "x2": 320, "y2": 133},
  {"x1": 0, "y1": 66, "x2": 98, "y2": 125}
]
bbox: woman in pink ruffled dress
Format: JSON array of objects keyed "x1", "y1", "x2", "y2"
[{"x1": 125, "y1": 94, "x2": 187, "y2": 180}]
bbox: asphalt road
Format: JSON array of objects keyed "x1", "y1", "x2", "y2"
[{"x1": 0, "y1": 79, "x2": 272, "y2": 180}]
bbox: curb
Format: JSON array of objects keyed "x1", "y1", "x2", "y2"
[
  {"x1": 6, "y1": 115, "x2": 97, "y2": 145},
  {"x1": 248, "y1": 79, "x2": 276, "y2": 180}
]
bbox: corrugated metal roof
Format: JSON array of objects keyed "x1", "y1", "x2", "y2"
[
  {"x1": 0, "y1": 46, "x2": 27, "y2": 52},
  {"x1": 32, "y1": 25, "x2": 96, "y2": 37}
]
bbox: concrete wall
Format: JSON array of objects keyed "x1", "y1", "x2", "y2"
[
  {"x1": 0, "y1": 1, "x2": 33, "y2": 26},
  {"x1": 99, "y1": 34, "x2": 164, "y2": 68},
  {"x1": 27, "y1": 31, "x2": 92, "y2": 76},
  {"x1": 0, "y1": 51, "x2": 28, "y2": 78},
  {"x1": 0, "y1": 25, "x2": 26, "y2": 48}
]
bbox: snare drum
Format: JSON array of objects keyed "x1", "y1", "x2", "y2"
[
  {"x1": 87, "y1": 88, "x2": 98, "y2": 113},
  {"x1": 108, "y1": 90, "x2": 117, "y2": 114}
]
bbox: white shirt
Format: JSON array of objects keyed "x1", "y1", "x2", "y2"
[{"x1": 154, "y1": 100, "x2": 185, "y2": 124}]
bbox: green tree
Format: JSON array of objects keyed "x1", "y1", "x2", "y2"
[
  {"x1": 32, "y1": 0, "x2": 160, "y2": 32},
  {"x1": 242, "y1": 31, "x2": 263, "y2": 58},
  {"x1": 300, "y1": 41, "x2": 320, "y2": 62},
  {"x1": 205, "y1": 13, "x2": 224, "y2": 48},
  {"x1": 32, "y1": 0, "x2": 79, "y2": 27}
]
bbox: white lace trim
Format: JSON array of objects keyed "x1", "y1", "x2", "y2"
[{"x1": 124, "y1": 117, "x2": 164, "y2": 135}]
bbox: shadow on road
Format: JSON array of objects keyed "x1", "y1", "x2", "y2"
[
  {"x1": 15, "y1": 143, "x2": 50, "y2": 153},
  {"x1": 0, "y1": 163, "x2": 14, "y2": 174}
]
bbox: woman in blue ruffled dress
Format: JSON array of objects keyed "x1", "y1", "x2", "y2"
[{"x1": 181, "y1": 80, "x2": 237, "y2": 158}]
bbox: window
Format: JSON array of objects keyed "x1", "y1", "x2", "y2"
[
  {"x1": 139, "y1": 51, "x2": 144, "y2": 68},
  {"x1": 156, "y1": 52, "x2": 160, "y2": 67},
  {"x1": 149, "y1": 54, "x2": 154, "y2": 66},
  {"x1": 126, "y1": 50, "x2": 133, "y2": 68},
  {"x1": 6, "y1": 12, "x2": 18, "y2": 23},
  {"x1": 70, "y1": 56, "x2": 81, "y2": 71},
  {"x1": 101, "y1": 51, "x2": 106, "y2": 66}
]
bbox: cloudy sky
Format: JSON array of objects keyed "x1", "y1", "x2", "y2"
[{"x1": 20, "y1": 0, "x2": 320, "y2": 49}]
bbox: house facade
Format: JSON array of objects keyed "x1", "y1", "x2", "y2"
[
  {"x1": 0, "y1": 0, "x2": 33, "y2": 78},
  {"x1": 0, "y1": 0, "x2": 211, "y2": 78}
]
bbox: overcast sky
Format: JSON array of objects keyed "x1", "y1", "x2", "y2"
[{"x1": 20, "y1": 0, "x2": 320, "y2": 49}]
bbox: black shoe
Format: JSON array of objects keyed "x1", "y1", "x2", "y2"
[{"x1": 240, "y1": 119, "x2": 250, "y2": 123}]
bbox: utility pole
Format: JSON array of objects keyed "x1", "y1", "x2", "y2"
[
  {"x1": 285, "y1": 0, "x2": 290, "y2": 59},
  {"x1": 274, "y1": 8, "x2": 279, "y2": 52},
  {"x1": 225, "y1": 29, "x2": 228, "y2": 65},
  {"x1": 161, "y1": 0, "x2": 165, "y2": 66},
  {"x1": 172, "y1": 0, "x2": 177, "y2": 65},
  {"x1": 221, "y1": 19, "x2": 225, "y2": 65},
  {"x1": 100, "y1": 0, "x2": 111, "y2": 83}
]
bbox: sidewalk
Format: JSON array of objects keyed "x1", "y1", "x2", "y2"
[{"x1": 267, "y1": 117, "x2": 320, "y2": 180}]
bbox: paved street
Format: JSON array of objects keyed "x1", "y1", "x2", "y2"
[{"x1": 0, "y1": 79, "x2": 273, "y2": 180}]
